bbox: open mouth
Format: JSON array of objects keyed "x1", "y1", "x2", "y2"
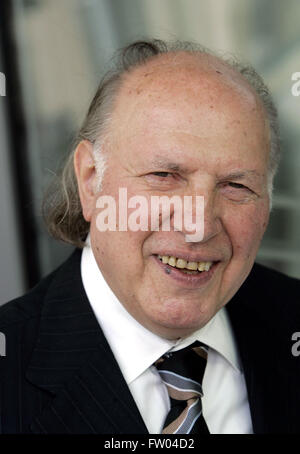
[{"x1": 156, "y1": 255, "x2": 215, "y2": 275}]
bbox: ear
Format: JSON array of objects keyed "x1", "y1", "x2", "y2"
[{"x1": 74, "y1": 140, "x2": 98, "y2": 222}]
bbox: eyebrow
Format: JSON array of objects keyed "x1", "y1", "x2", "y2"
[
  {"x1": 218, "y1": 170, "x2": 263, "y2": 181},
  {"x1": 149, "y1": 158, "x2": 187, "y2": 173},
  {"x1": 148, "y1": 158, "x2": 264, "y2": 182}
]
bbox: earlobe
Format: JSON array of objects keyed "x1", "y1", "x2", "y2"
[{"x1": 74, "y1": 140, "x2": 97, "y2": 222}]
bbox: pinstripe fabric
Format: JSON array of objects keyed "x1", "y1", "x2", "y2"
[
  {"x1": 0, "y1": 250, "x2": 147, "y2": 434},
  {"x1": 0, "y1": 249, "x2": 300, "y2": 433},
  {"x1": 156, "y1": 342, "x2": 209, "y2": 434}
]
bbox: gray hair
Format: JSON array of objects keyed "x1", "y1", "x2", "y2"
[{"x1": 43, "y1": 39, "x2": 280, "y2": 248}]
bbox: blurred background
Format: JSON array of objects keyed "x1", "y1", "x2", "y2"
[{"x1": 0, "y1": 0, "x2": 300, "y2": 304}]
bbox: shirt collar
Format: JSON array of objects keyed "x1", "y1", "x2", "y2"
[
  {"x1": 170, "y1": 307, "x2": 241, "y2": 372},
  {"x1": 81, "y1": 239, "x2": 241, "y2": 385}
]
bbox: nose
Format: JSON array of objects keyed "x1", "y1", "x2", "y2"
[
  {"x1": 172, "y1": 187, "x2": 222, "y2": 243},
  {"x1": 200, "y1": 191, "x2": 222, "y2": 243}
]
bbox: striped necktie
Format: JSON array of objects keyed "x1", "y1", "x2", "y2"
[{"x1": 155, "y1": 341, "x2": 209, "y2": 434}]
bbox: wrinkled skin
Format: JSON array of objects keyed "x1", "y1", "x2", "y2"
[{"x1": 75, "y1": 52, "x2": 270, "y2": 340}]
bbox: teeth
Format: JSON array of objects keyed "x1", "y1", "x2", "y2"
[
  {"x1": 158, "y1": 255, "x2": 213, "y2": 272},
  {"x1": 198, "y1": 262, "x2": 205, "y2": 272},
  {"x1": 168, "y1": 256, "x2": 176, "y2": 267},
  {"x1": 204, "y1": 262, "x2": 211, "y2": 271},
  {"x1": 176, "y1": 258, "x2": 187, "y2": 269},
  {"x1": 186, "y1": 261, "x2": 198, "y2": 270}
]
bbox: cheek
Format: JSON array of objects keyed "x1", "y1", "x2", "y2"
[
  {"x1": 226, "y1": 204, "x2": 269, "y2": 260},
  {"x1": 219, "y1": 205, "x2": 269, "y2": 303},
  {"x1": 91, "y1": 223, "x2": 147, "y2": 266}
]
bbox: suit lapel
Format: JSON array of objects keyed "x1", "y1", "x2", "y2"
[
  {"x1": 25, "y1": 251, "x2": 298, "y2": 434},
  {"x1": 26, "y1": 249, "x2": 148, "y2": 434},
  {"x1": 226, "y1": 264, "x2": 293, "y2": 434}
]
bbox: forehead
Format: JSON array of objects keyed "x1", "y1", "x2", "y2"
[
  {"x1": 106, "y1": 52, "x2": 269, "y2": 170},
  {"x1": 111, "y1": 52, "x2": 266, "y2": 133},
  {"x1": 127, "y1": 53, "x2": 259, "y2": 100}
]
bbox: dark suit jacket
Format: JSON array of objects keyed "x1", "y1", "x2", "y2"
[{"x1": 0, "y1": 249, "x2": 300, "y2": 434}]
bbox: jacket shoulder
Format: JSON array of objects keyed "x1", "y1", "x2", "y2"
[
  {"x1": 0, "y1": 250, "x2": 82, "y2": 333},
  {"x1": 251, "y1": 261, "x2": 300, "y2": 285},
  {"x1": 0, "y1": 249, "x2": 80, "y2": 332},
  {"x1": 0, "y1": 270, "x2": 57, "y2": 331},
  {"x1": 230, "y1": 262, "x2": 300, "y2": 347},
  {"x1": 245, "y1": 261, "x2": 300, "y2": 302}
]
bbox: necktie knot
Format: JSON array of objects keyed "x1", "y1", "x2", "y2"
[{"x1": 156, "y1": 341, "x2": 208, "y2": 386}]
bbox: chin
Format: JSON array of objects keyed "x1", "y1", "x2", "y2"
[
  {"x1": 150, "y1": 322, "x2": 206, "y2": 340},
  {"x1": 145, "y1": 307, "x2": 213, "y2": 339}
]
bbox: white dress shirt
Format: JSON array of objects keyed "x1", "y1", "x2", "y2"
[{"x1": 81, "y1": 241, "x2": 253, "y2": 434}]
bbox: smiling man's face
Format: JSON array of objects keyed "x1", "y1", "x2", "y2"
[{"x1": 76, "y1": 52, "x2": 271, "y2": 339}]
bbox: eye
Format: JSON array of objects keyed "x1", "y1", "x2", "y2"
[
  {"x1": 228, "y1": 182, "x2": 248, "y2": 190},
  {"x1": 220, "y1": 181, "x2": 256, "y2": 202},
  {"x1": 144, "y1": 171, "x2": 180, "y2": 188},
  {"x1": 152, "y1": 171, "x2": 173, "y2": 178}
]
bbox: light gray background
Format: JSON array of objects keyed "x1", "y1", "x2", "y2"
[{"x1": 1, "y1": 0, "x2": 300, "y2": 303}]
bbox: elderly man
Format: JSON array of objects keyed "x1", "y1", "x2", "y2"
[{"x1": 0, "y1": 40, "x2": 299, "y2": 435}]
